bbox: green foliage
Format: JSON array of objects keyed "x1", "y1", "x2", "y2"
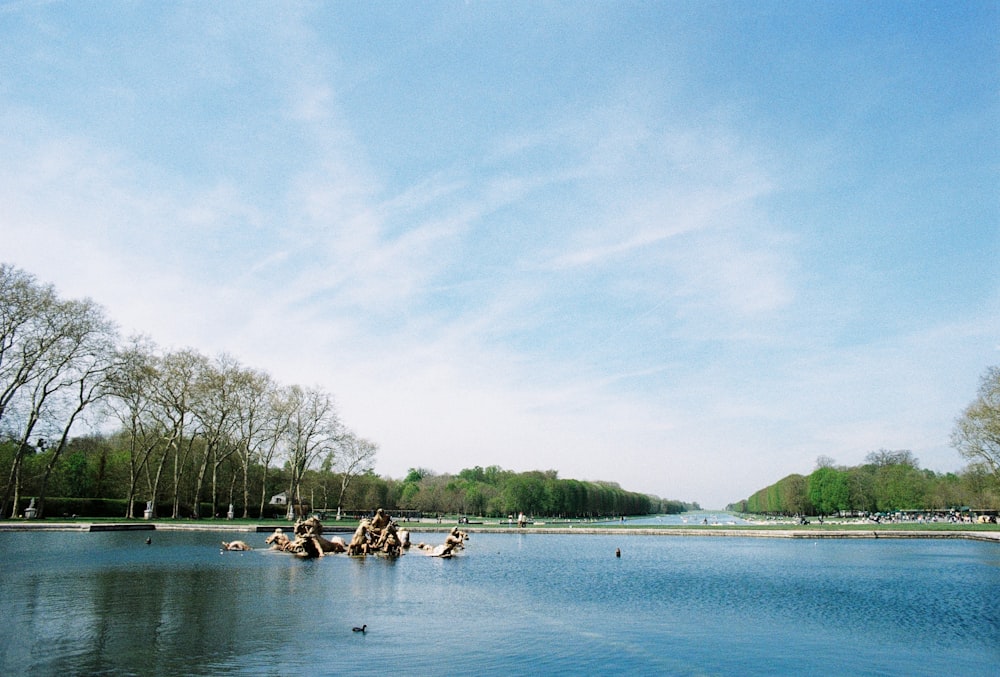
[
  {"x1": 809, "y1": 467, "x2": 850, "y2": 514},
  {"x1": 871, "y1": 461, "x2": 927, "y2": 511},
  {"x1": 740, "y1": 451, "x2": 998, "y2": 515},
  {"x1": 744, "y1": 474, "x2": 812, "y2": 515}
]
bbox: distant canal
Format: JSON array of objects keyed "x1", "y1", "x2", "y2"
[{"x1": 1, "y1": 528, "x2": 997, "y2": 675}]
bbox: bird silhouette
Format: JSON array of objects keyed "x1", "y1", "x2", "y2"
[{"x1": 352, "y1": 625, "x2": 367, "y2": 633}]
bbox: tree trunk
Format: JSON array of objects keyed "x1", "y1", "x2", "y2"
[
  {"x1": 258, "y1": 468, "x2": 268, "y2": 519},
  {"x1": 5, "y1": 451, "x2": 25, "y2": 519},
  {"x1": 148, "y1": 445, "x2": 169, "y2": 519},
  {"x1": 3, "y1": 415, "x2": 39, "y2": 518},
  {"x1": 337, "y1": 474, "x2": 351, "y2": 514},
  {"x1": 192, "y1": 442, "x2": 212, "y2": 519},
  {"x1": 228, "y1": 468, "x2": 237, "y2": 511},
  {"x1": 241, "y1": 453, "x2": 251, "y2": 519}
]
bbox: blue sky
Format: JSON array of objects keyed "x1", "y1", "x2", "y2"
[{"x1": 2, "y1": 1, "x2": 997, "y2": 508}]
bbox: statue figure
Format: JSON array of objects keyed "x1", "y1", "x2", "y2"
[
  {"x1": 440, "y1": 526, "x2": 467, "y2": 557},
  {"x1": 374, "y1": 520, "x2": 404, "y2": 556},
  {"x1": 221, "y1": 540, "x2": 252, "y2": 551},
  {"x1": 347, "y1": 519, "x2": 372, "y2": 556},
  {"x1": 263, "y1": 510, "x2": 468, "y2": 560},
  {"x1": 414, "y1": 526, "x2": 467, "y2": 558},
  {"x1": 293, "y1": 516, "x2": 319, "y2": 538},
  {"x1": 266, "y1": 528, "x2": 296, "y2": 550},
  {"x1": 370, "y1": 508, "x2": 390, "y2": 533},
  {"x1": 292, "y1": 515, "x2": 347, "y2": 554},
  {"x1": 266, "y1": 529, "x2": 294, "y2": 551},
  {"x1": 265, "y1": 527, "x2": 322, "y2": 558}
]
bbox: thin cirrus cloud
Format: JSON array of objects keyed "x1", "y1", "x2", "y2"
[{"x1": 1, "y1": 3, "x2": 996, "y2": 508}]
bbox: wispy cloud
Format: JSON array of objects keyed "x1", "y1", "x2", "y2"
[{"x1": 1, "y1": 3, "x2": 996, "y2": 509}]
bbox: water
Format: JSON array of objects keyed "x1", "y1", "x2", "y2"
[
  {"x1": 616, "y1": 513, "x2": 754, "y2": 526},
  {"x1": 1, "y1": 528, "x2": 997, "y2": 676}
]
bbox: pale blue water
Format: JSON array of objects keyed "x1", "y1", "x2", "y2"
[
  {"x1": 1, "y1": 529, "x2": 997, "y2": 676},
  {"x1": 613, "y1": 513, "x2": 754, "y2": 526}
]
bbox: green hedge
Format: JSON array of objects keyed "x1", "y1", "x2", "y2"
[
  {"x1": 20, "y1": 498, "x2": 232, "y2": 519},
  {"x1": 19, "y1": 497, "x2": 129, "y2": 518}
]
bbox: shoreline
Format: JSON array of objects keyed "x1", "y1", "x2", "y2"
[{"x1": 1, "y1": 521, "x2": 998, "y2": 543}]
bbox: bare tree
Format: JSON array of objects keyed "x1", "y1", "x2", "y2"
[
  {"x1": 232, "y1": 367, "x2": 275, "y2": 518},
  {"x1": 34, "y1": 301, "x2": 118, "y2": 517},
  {"x1": 331, "y1": 430, "x2": 377, "y2": 519},
  {"x1": 106, "y1": 337, "x2": 164, "y2": 517},
  {"x1": 0, "y1": 265, "x2": 57, "y2": 516},
  {"x1": 189, "y1": 354, "x2": 243, "y2": 518},
  {"x1": 282, "y1": 385, "x2": 339, "y2": 519},
  {"x1": 864, "y1": 449, "x2": 919, "y2": 468},
  {"x1": 0, "y1": 264, "x2": 58, "y2": 429},
  {"x1": 150, "y1": 349, "x2": 208, "y2": 518},
  {"x1": 1, "y1": 281, "x2": 118, "y2": 518},
  {"x1": 952, "y1": 366, "x2": 1000, "y2": 484},
  {"x1": 814, "y1": 455, "x2": 837, "y2": 470},
  {"x1": 256, "y1": 384, "x2": 294, "y2": 519}
]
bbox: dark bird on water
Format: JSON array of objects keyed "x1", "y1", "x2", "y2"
[
  {"x1": 145, "y1": 538, "x2": 152, "y2": 545},
  {"x1": 352, "y1": 625, "x2": 367, "y2": 633}
]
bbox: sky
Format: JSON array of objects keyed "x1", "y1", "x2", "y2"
[{"x1": 1, "y1": 1, "x2": 997, "y2": 509}]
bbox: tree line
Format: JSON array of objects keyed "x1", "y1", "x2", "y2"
[
  {"x1": 732, "y1": 366, "x2": 1000, "y2": 516},
  {"x1": 0, "y1": 263, "x2": 376, "y2": 519},
  {"x1": 730, "y1": 450, "x2": 997, "y2": 516},
  {"x1": 394, "y1": 466, "x2": 696, "y2": 518},
  {"x1": 1, "y1": 263, "x2": 688, "y2": 520},
  {"x1": 4, "y1": 429, "x2": 692, "y2": 519}
]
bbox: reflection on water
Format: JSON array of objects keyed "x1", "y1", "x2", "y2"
[{"x1": 1, "y1": 529, "x2": 997, "y2": 676}]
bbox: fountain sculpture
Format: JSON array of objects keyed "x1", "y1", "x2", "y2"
[{"x1": 264, "y1": 509, "x2": 466, "y2": 559}]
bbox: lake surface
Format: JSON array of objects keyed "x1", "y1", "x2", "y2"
[{"x1": 1, "y1": 527, "x2": 997, "y2": 676}]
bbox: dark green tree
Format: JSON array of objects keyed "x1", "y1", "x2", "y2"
[{"x1": 808, "y1": 466, "x2": 850, "y2": 515}]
